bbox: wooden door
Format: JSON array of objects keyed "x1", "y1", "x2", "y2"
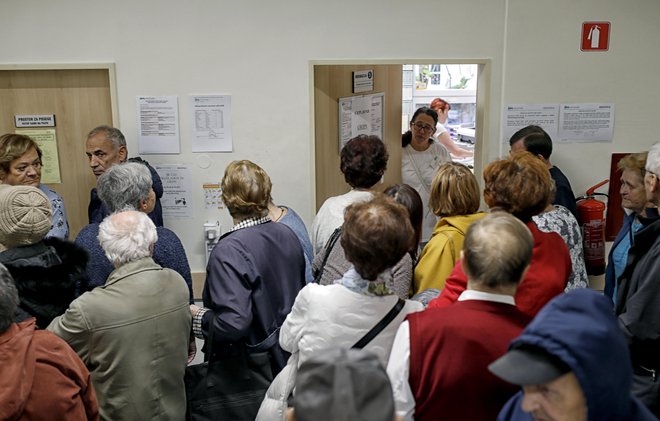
[
  {"x1": 313, "y1": 64, "x2": 403, "y2": 211},
  {"x1": 0, "y1": 67, "x2": 114, "y2": 238}
]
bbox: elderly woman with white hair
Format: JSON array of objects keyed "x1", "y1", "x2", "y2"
[
  {"x1": 49, "y1": 211, "x2": 191, "y2": 420},
  {"x1": 74, "y1": 162, "x2": 193, "y2": 300}
]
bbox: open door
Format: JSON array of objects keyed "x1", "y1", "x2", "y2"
[{"x1": 313, "y1": 64, "x2": 403, "y2": 211}]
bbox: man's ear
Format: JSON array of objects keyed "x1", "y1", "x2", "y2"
[
  {"x1": 118, "y1": 145, "x2": 128, "y2": 162},
  {"x1": 139, "y1": 198, "x2": 149, "y2": 212}
]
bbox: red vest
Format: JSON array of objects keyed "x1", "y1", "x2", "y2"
[{"x1": 408, "y1": 300, "x2": 530, "y2": 421}]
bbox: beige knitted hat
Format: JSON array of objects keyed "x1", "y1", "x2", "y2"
[{"x1": 0, "y1": 184, "x2": 52, "y2": 249}]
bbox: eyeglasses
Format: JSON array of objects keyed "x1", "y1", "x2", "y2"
[{"x1": 412, "y1": 122, "x2": 435, "y2": 132}]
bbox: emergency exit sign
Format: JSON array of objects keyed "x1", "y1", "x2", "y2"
[{"x1": 581, "y1": 22, "x2": 610, "y2": 51}]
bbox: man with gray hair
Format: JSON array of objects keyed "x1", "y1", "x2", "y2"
[
  {"x1": 74, "y1": 162, "x2": 192, "y2": 299},
  {"x1": 0, "y1": 263, "x2": 99, "y2": 419},
  {"x1": 49, "y1": 211, "x2": 191, "y2": 421},
  {"x1": 615, "y1": 142, "x2": 660, "y2": 416},
  {"x1": 85, "y1": 125, "x2": 163, "y2": 226},
  {"x1": 387, "y1": 212, "x2": 532, "y2": 421}
]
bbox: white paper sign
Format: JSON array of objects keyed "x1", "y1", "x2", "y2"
[
  {"x1": 137, "y1": 96, "x2": 180, "y2": 154},
  {"x1": 558, "y1": 103, "x2": 614, "y2": 143},
  {"x1": 502, "y1": 104, "x2": 559, "y2": 143},
  {"x1": 154, "y1": 164, "x2": 192, "y2": 218},
  {"x1": 338, "y1": 92, "x2": 384, "y2": 151},
  {"x1": 190, "y1": 95, "x2": 232, "y2": 152}
]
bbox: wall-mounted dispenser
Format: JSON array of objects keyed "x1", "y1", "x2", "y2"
[{"x1": 204, "y1": 221, "x2": 221, "y2": 265}]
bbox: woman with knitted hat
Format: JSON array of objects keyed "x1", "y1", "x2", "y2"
[
  {"x1": 0, "y1": 184, "x2": 88, "y2": 328},
  {"x1": 0, "y1": 133, "x2": 69, "y2": 239}
]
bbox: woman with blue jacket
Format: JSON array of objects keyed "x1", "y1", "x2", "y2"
[{"x1": 604, "y1": 152, "x2": 652, "y2": 302}]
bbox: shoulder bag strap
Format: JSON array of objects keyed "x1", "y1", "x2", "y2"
[
  {"x1": 352, "y1": 298, "x2": 405, "y2": 349},
  {"x1": 313, "y1": 226, "x2": 342, "y2": 283}
]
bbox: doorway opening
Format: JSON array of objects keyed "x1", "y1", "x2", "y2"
[
  {"x1": 402, "y1": 63, "x2": 478, "y2": 169},
  {"x1": 312, "y1": 60, "x2": 489, "y2": 211}
]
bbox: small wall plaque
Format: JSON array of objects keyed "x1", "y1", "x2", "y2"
[
  {"x1": 353, "y1": 70, "x2": 374, "y2": 93},
  {"x1": 15, "y1": 114, "x2": 56, "y2": 127}
]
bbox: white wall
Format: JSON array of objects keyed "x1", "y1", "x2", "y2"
[
  {"x1": 2, "y1": 0, "x2": 658, "y2": 272},
  {"x1": 503, "y1": 0, "x2": 660, "y2": 193}
]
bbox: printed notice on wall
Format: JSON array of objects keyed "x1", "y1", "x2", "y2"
[
  {"x1": 558, "y1": 103, "x2": 614, "y2": 143},
  {"x1": 502, "y1": 104, "x2": 559, "y2": 143},
  {"x1": 15, "y1": 128, "x2": 61, "y2": 183},
  {"x1": 338, "y1": 92, "x2": 384, "y2": 152},
  {"x1": 190, "y1": 95, "x2": 232, "y2": 152},
  {"x1": 154, "y1": 164, "x2": 192, "y2": 218},
  {"x1": 137, "y1": 96, "x2": 180, "y2": 154},
  {"x1": 203, "y1": 182, "x2": 223, "y2": 209}
]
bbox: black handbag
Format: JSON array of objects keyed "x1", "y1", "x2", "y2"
[{"x1": 184, "y1": 324, "x2": 277, "y2": 421}]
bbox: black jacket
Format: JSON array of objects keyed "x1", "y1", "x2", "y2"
[{"x1": 0, "y1": 237, "x2": 89, "y2": 329}]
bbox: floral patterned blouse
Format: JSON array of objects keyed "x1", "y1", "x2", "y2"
[{"x1": 533, "y1": 205, "x2": 588, "y2": 290}]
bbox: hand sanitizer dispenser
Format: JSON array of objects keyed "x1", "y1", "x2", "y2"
[{"x1": 204, "y1": 221, "x2": 221, "y2": 265}]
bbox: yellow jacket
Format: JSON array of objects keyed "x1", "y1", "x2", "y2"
[{"x1": 413, "y1": 212, "x2": 486, "y2": 294}]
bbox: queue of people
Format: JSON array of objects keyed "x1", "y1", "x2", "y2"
[{"x1": 0, "y1": 115, "x2": 659, "y2": 421}]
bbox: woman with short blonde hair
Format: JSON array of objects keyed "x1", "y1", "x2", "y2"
[
  {"x1": 414, "y1": 162, "x2": 485, "y2": 294},
  {"x1": 191, "y1": 160, "x2": 307, "y2": 420}
]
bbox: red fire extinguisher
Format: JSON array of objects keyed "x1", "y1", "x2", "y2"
[{"x1": 576, "y1": 179, "x2": 609, "y2": 276}]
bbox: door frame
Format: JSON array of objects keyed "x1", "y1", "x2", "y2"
[{"x1": 310, "y1": 58, "x2": 492, "y2": 212}]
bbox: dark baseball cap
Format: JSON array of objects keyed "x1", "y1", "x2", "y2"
[{"x1": 489, "y1": 345, "x2": 571, "y2": 385}]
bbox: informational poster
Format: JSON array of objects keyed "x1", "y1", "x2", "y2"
[
  {"x1": 137, "y1": 96, "x2": 180, "y2": 154},
  {"x1": 558, "y1": 103, "x2": 614, "y2": 143},
  {"x1": 15, "y1": 128, "x2": 61, "y2": 183},
  {"x1": 203, "y1": 182, "x2": 223, "y2": 209},
  {"x1": 338, "y1": 92, "x2": 384, "y2": 151},
  {"x1": 502, "y1": 104, "x2": 559, "y2": 143},
  {"x1": 190, "y1": 95, "x2": 232, "y2": 152},
  {"x1": 154, "y1": 164, "x2": 192, "y2": 218}
]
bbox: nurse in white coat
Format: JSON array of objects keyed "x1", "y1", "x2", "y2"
[{"x1": 401, "y1": 107, "x2": 450, "y2": 245}]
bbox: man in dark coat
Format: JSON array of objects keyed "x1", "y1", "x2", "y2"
[{"x1": 84, "y1": 125, "x2": 163, "y2": 226}]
